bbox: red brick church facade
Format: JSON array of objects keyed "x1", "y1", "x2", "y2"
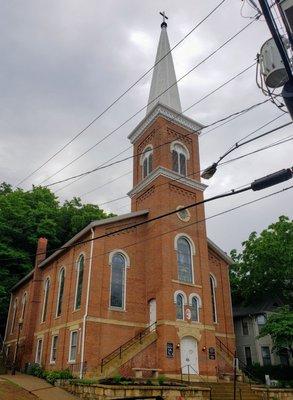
[{"x1": 4, "y1": 19, "x2": 235, "y2": 380}]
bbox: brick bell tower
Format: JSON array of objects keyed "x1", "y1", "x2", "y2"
[{"x1": 126, "y1": 15, "x2": 219, "y2": 378}]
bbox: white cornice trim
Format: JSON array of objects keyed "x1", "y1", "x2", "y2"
[
  {"x1": 127, "y1": 103, "x2": 204, "y2": 144},
  {"x1": 127, "y1": 166, "x2": 207, "y2": 198}
]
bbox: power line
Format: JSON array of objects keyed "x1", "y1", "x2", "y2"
[
  {"x1": 95, "y1": 134, "x2": 293, "y2": 208},
  {"x1": 9, "y1": 183, "x2": 292, "y2": 270},
  {"x1": 44, "y1": 117, "x2": 292, "y2": 188},
  {"x1": 14, "y1": 0, "x2": 228, "y2": 188},
  {"x1": 55, "y1": 66, "x2": 266, "y2": 194},
  {"x1": 38, "y1": 20, "x2": 256, "y2": 186}
]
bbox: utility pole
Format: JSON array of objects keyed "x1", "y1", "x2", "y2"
[{"x1": 258, "y1": 0, "x2": 293, "y2": 119}]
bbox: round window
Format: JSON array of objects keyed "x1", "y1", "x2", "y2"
[{"x1": 176, "y1": 206, "x2": 191, "y2": 222}]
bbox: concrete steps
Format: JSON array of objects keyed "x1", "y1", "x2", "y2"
[
  {"x1": 196, "y1": 382, "x2": 263, "y2": 400},
  {"x1": 97, "y1": 330, "x2": 157, "y2": 378}
]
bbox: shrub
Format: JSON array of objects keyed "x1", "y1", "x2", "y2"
[
  {"x1": 248, "y1": 364, "x2": 293, "y2": 383},
  {"x1": 157, "y1": 375, "x2": 166, "y2": 385},
  {"x1": 26, "y1": 363, "x2": 45, "y2": 378},
  {"x1": 113, "y1": 374, "x2": 122, "y2": 384},
  {"x1": 45, "y1": 369, "x2": 73, "y2": 385}
]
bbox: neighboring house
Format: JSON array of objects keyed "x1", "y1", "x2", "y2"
[
  {"x1": 4, "y1": 19, "x2": 235, "y2": 380},
  {"x1": 233, "y1": 298, "x2": 292, "y2": 367}
]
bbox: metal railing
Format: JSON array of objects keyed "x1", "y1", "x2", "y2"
[
  {"x1": 101, "y1": 322, "x2": 157, "y2": 372},
  {"x1": 216, "y1": 337, "x2": 263, "y2": 385}
]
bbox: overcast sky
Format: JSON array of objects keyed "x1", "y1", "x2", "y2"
[{"x1": 0, "y1": 0, "x2": 292, "y2": 253}]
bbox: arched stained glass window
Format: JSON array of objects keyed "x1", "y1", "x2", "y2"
[
  {"x1": 176, "y1": 293, "x2": 184, "y2": 320},
  {"x1": 172, "y1": 143, "x2": 187, "y2": 176},
  {"x1": 21, "y1": 292, "x2": 27, "y2": 321},
  {"x1": 210, "y1": 275, "x2": 217, "y2": 323},
  {"x1": 41, "y1": 278, "x2": 50, "y2": 322},
  {"x1": 74, "y1": 255, "x2": 84, "y2": 310},
  {"x1": 191, "y1": 297, "x2": 199, "y2": 322},
  {"x1": 110, "y1": 253, "x2": 126, "y2": 309},
  {"x1": 56, "y1": 268, "x2": 65, "y2": 317},
  {"x1": 177, "y1": 237, "x2": 193, "y2": 283},
  {"x1": 10, "y1": 298, "x2": 18, "y2": 334}
]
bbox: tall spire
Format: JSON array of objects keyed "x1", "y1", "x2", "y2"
[{"x1": 146, "y1": 12, "x2": 182, "y2": 114}]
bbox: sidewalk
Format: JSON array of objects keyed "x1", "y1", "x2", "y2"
[{"x1": 0, "y1": 373, "x2": 78, "y2": 400}]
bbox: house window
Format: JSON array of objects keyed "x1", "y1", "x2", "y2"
[
  {"x1": 176, "y1": 293, "x2": 184, "y2": 320},
  {"x1": 74, "y1": 255, "x2": 84, "y2": 310},
  {"x1": 191, "y1": 296, "x2": 199, "y2": 322},
  {"x1": 69, "y1": 331, "x2": 78, "y2": 363},
  {"x1": 244, "y1": 346, "x2": 252, "y2": 366},
  {"x1": 50, "y1": 335, "x2": 58, "y2": 364},
  {"x1": 210, "y1": 275, "x2": 217, "y2": 323},
  {"x1": 256, "y1": 314, "x2": 266, "y2": 333},
  {"x1": 242, "y1": 319, "x2": 249, "y2": 335},
  {"x1": 41, "y1": 278, "x2": 50, "y2": 323},
  {"x1": 21, "y1": 292, "x2": 27, "y2": 321},
  {"x1": 261, "y1": 346, "x2": 272, "y2": 366},
  {"x1": 141, "y1": 146, "x2": 153, "y2": 178},
  {"x1": 56, "y1": 268, "x2": 65, "y2": 317},
  {"x1": 177, "y1": 237, "x2": 193, "y2": 283},
  {"x1": 110, "y1": 253, "x2": 126, "y2": 309},
  {"x1": 35, "y1": 338, "x2": 43, "y2": 365},
  {"x1": 172, "y1": 143, "x2": 188, "y2": 176},
  {"x1": 10, "y1": 298, "x2": 18, "y2": 334},
  {"x1": 279, "y1": 348, "x2": 290, "y2": 366}
]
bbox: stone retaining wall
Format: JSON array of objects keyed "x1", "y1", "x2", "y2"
[
  {"x1": 252, "y1": 387, "x2": 293, "y2": 400},
  {"x1": 56, "y1": 380, "x2": 211, "y2": 400}
]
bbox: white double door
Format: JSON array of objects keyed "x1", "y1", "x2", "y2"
[{"x1": 180, "y1": 336, "x2": 199, "y2": 374}]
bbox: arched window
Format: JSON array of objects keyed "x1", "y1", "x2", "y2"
[
  {"x1": 191, "y1": 297, "x2": 199, "y2": 322},
  {"x1": 171, "y1": 143, "x2": 188, "y2": 176},
  {"x1": 176, "y1": 293, "x2": 184, "y2": 320},
  {"x1": 21, "y1": 292, "x2": 27, "y2": 321},
  {"x1": 41, "y1": 278, "x2": 50, "y2": 323},
  {"x1": 10, "y1": 298, "x2": 18, "y2": 334},
  {"x1": 74, "y1": 255, "x2": 84, "y2": 310},
  {"x1": 141, "y1": 146, "x2": 153, "y2": 178},
  {"x1": 177, "y1": 237, "x2": 193, "y2": 283},
  {"x1": 56, "y1": 268, "x2": 65, "y2": 317},
  {"x1": 210, "y1": 274, "x2": 217, "y2": 323},
  {"x1": 110, "y1": 252, "x2": 127, "y2": 309}
]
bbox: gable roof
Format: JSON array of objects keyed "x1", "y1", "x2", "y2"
[
  {"x1": 233, "y1": 295, "x2": 284, "y2": 317},
  {"x1": 207, "y1": 238, "x2": 233, "y2": 265}
]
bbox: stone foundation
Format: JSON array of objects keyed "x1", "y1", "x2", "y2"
[
  {"x1": 252, "y1": 387, "x2": 293, "y2": 400},
  {"x1": 56, "y1": 380, "x2": 211, "y2": 400}
]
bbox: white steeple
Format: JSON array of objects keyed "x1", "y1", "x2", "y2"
[{"x1": 146, "y1": 13, "x2": 182, "y2": 114}]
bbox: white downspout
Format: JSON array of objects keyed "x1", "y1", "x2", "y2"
[{"x1": 80, "y1": 227, "x2": 94, "y2": 378}]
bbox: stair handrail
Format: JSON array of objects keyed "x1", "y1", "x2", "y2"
[
  {"x1": 101, "y1": 321, "x2": 157, "y2": 372},
  {"x1": 216, "y1": 337, "x2": 263, "y2": 385}
]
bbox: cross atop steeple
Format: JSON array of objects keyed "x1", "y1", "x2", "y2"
[{"x1": 159, "y1": 11, "x2": 168, "y2": 28}]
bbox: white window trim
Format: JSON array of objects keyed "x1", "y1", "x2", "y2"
[
  {"x1": 174, "y1": 234, "x2": 196, "y2": 284},
  {"x1": 21, "y1": 292, "x2": 27, "y2": 321},
  {"x1": 170, "y1": 140, "x2": 190, "y2": 159},
  {"x1": 50, "y1": 335, "x2": 58, "y2": 364},
  {"x1": 74, "y1": 253, "x2": 85, "y2": 311},
  {"x1": 210, "y1": 274, "x2": 218, "y2": 323},
  {"x1": 41, "y1": 277, "x2": 50, "y2": 323},
  {"x1": 35, "y1": 338, "x2": 43, "y2": 365},
  {"x1": 10, "y1": 298, "x2": 18, "y2": 334},
  {"x1": 56, "y1": 267, "x2": 65, "y2": 317},
  {"x1": 68, "y1": 330, "x2": 78, "y2": 363},
  {"x1": 188, "y1": 293, "x2": 202, "y2": 308},
  {"x1": 173, "y1": 290, "x2": 187, "y2": 304},
  {"x1": 139, "y1": 144, "x2": 154, "y2": 165},
  {"x1": 108, "y1": 251, "x2": 129, "y2": 311},
  {"x1": 175, "y1": 293, "x2": 185, "y2": 321}
]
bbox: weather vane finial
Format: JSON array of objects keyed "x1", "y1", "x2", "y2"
[{"x1": 159, "y1": 11, "x2": 168, "y2": 28}]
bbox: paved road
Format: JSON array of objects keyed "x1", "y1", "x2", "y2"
[{"x1": 0, "y1": 374, "x2": 78, "y2": 400}]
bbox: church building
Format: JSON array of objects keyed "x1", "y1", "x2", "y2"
[{"x1": 4, "y1": 17, "x2": 235, "y2": 381}]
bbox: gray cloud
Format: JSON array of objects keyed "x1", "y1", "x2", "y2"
[{"x1": 0, "y1": 0, "x2": 292, "y2": 254}]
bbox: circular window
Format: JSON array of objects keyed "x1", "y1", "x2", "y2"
[{"x1": 176, "y1": 206, "x2": 191, "y2": 222}]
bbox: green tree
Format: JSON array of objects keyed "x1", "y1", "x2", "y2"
[
  {"x1": 0, "y1": 183, "x2": 114, "y2": 332},
  {"x1": 258, "y1": 306, "x2": 293, "y2": 356},
  {"x1": 230, "y1": 216, "x2": 293, "y2": 305}
]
